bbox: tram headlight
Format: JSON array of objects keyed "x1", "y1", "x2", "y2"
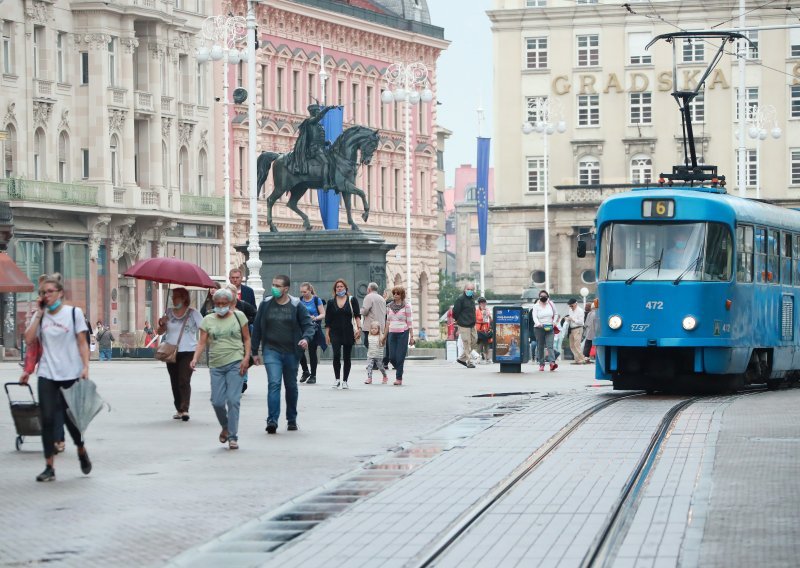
[
  {"x1": 682, "y1": 315, "x2": 698, "y2": 331},
  {"x1": 608, "y1": 315, "x2": 623, "y2": 330}
]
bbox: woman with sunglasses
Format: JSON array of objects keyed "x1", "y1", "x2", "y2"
[{"x1": 22, "y1": 273, "x2": 92, "y2": 482}]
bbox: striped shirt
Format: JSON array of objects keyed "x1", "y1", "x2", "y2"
[{"x1": 386, "y1": 302, "x2": 413, "y2": 334}]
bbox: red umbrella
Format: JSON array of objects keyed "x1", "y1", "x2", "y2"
[{"x1": 123, "y1": 257, "x2": 216, "y2": 288}]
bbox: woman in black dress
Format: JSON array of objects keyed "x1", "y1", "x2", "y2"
[{"x1": 325, "y1": 279, "x2": 361, "y2": 389}]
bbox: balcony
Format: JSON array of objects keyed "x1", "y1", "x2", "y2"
[
  {"x1": 0, "y1": 178, "x2": 99, "y2": 206},
  {"x1": 180, "y1": 195, "x2": 223, "y2": 216},
  {"x1": 33, "y1": 79, "x2": 54, "y2": 99},
  {"x1": 178, "y1": 102, "x2": 195, "y2": 122},
  {"x1": 134, "y1": 91, "x2": 154, "y2": 114},
  {"x1": 109, "y1": 87, "x2": 127, "y2": 107},
  {"x1": 140, "y1": 190, "x2": 159, "y2": 207},
  {"x1": 161, "y1": 96, "x2": 173, "y2": 114}
]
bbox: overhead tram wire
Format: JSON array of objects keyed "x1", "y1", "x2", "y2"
[{"x1": 711, "y1": 0, "x2": 783, "y2": 29}]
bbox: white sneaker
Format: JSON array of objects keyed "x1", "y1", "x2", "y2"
[
  {"x1": 342, "y1": 381, "x2": 349, "y2": 389},
  {"x1": 332, "y1": 380, "x2": 341, "y2": 389}
]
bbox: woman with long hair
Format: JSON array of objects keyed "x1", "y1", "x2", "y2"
[
  {"x1": 22, "y1": 273, "x2": 92, "y2": 482},
  {"x1": 380, "y1": 286, "x2": 414, "y2": 386},
  {"x1": 324, "y1": 279, "x2": 361, "y2": 389},
  {"x1": 298, "y1": 282, "x2": 325, "y2": 385}
]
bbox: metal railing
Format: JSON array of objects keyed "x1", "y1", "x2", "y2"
[
  {"x1": 180, "y1": 194, "x2": 224, "y2": 216},
  {"x1": 0, "y1": 178, "x2": 99, "y2": 206}
]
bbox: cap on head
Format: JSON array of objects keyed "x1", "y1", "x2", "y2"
[
  {"x1": 477, "y1": 297, "x2": 486, "y2": 303},
  {"x1": 567, "y1": 298, "x2": 577, "y2": 306},
  {"x1": 307, "y1": 104, "x2": 320, "y2": 114}
]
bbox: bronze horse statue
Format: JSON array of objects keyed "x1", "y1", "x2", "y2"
[{"x1": 257, "y1": 125, "x2": 381, "y2": 232}]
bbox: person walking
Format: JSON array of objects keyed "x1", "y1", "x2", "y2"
[
  {"x1": 325, "y1": 279, "x2": 361, "y2": 389},
  {"x1": 364, "y1": 322, "x2": 389, "y2": 384},
  {"x1": 583, "y1": 302, "x2": 598, "y2": 363},
  {"x1": 156, "y1": 287, "x2": 204, "y2": 421},
  {"x1": 22, "y1": 273, "x2": 92, "y2": 483},
  {"x1": 452, "y1": 283, "x2": 477, "y2": 368},
  {"x1": 96, "y1": 324, "x2": 114, "y2": 361},
  {"x1": 191, "y1": 288, "x2": 250, "y2": 450},
  {"x1": 475, "y1": 297, "x2": 493, "y2": 363},
  {"x1": 380, "y1": 286, "x2": 414, "y2": 385},
  {"x1": 228, "y1": 268, "x2": 256, "y2": 307},
  {"x1": 531, "y1": 290, "x2": 559, "y2": 372},
  {"x1": 252, "y1": 275, "x2": 314, "y2": 434},
  {"x1": 298, "y1": 282, "x2": 326, "y2": 385},
  {"x1": 565, "y1": 298, "x2": 587, "y2": 364},
  {"x1": 360, "y1": 282, "x2": 387, "y2": 348}
]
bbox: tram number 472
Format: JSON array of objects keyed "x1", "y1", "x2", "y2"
[{"x1": 645, "y1": 301, "x2": 664, "y2": 310}]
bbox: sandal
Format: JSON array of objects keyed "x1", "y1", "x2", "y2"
[
  {"x1": 228, "y1": 439, "x2": 239, "y2": 450},
  {"x1": 219, "y1": 429, "x2": 228, "y2": 444},
  {"x1": 172, "y1": 413, "x2": 181, "y2": 420}
]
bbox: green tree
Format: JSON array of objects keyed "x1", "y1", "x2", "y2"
[{"x1": 438, "y1": 271, "x2": 462, "y2": 314}]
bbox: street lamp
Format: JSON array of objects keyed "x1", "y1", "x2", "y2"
[
  {"x1": 522, "y1": 98, "x2": 566, "y2": 294},
  {"x1": 381, "y1": 62, "x2": 433, "y2": 299},
  {"x1": 196, "y1": 15, "x2": 247, "y2": 276},
  {"x1": 746, "y1": 104, "x2": 782, "y2": 200},
  {"x1": 580, "y1": 286, "x2": 589, "y2": 310}
]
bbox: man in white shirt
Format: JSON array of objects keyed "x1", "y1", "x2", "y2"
[{"x1": 565, "y1": 298, "x2": 587, "y2": 364}]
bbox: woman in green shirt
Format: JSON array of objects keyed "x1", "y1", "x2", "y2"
[{"x1": 191, "y1": 288, "x2": 250, "y2": 450}]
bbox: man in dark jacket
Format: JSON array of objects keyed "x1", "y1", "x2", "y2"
[
  {"x1": 452, "y1": 282, "x2": 477, "y2": 368},
  {"x1": 229, "y1": 268, "x2": 256, "y2": 307},
  {"x1": 252, "y1": 274, "x2": 314, "y2": 434}
]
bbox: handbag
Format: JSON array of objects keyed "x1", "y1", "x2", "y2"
[
  {"x1": 348, "y1": 296, "x2": 360, "y2": 337},
  {"x1": 234, "y1": 311, "x2": 256, "y2": 368},
  {"x1": 23, "y1": 338, "x2": 43, "y2": 374},
  {"x1": 155, "y1": 313, "x2": 189, "y2": 364}
]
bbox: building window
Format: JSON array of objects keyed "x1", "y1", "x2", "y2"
[
  {"x1": 630, "y1": 155, "x2": 652, "y2": 184},
  {"x1": 80, "y1": 52, "x2": 88, "y2": 85},
  {"x1": 33, "y1": 26, "x2": 43, "y2": 78},
  {"x1": 792, "y1": 150, "x2": 800, "y2": 185},
  {"x1": 735, "y1": 87, "x2": 758, "y2": 121},
  {"x1": 792, "y1": 86, "x2": 800, "y2": 119},
  {"x1": 351, "y1": 83, "x2": 358, "y2": 122},
  {"x1": 178, "y1": 55, "x2": 189, "y2": 101},
  {"x1": 3, "y1": 123, "x2": 16, "y2": 178},
  {"x1": 238, "y1": 146, "x2": 245, "y2": 195},
  {"x1": 576, "y1": 0, "x2": 598, "y2": 3},
  {"x1": 162, "y1": 142, "x2": 168, "y2": 188},
  {"x1": 577, "y1": 34, "x2": 599, "y2": 67},
  {"x1": 58, "y1": 131, "x2": 69, "y2": 183},
  {"x1": 110, "y1": 135, "x2": 120, "y2": 187},
  {"x1": 744, "y1": 30, "x2": 758, "y2": 59},
  {"x1": 197, "y1": 149, "x2": 207, "y2": 196},
  {"x1": 292, "y1": 70, "x2": 299, "y2": 113},
  {"x1": 34, "y1": 128, "x2": 45, "y2": 180},
  {"x1": 80, "y1": 148, "x2": 89, "y2": 179},
  {"x1": 579, "y1": 156, "x2": 600, "y2": 185},
  {"x1": 160, "y1": 56, "x2": 168, "y2": 95},
  {"x1": 394, "y1": 168, "x2": 401, "y2": 212},
  {"x1": 528, "y1": 229, "x2": 544, "y2": 253},
  {"x1": 337, "y1": 80, "x2": 344, "y2": 106},
  {"x1": 527, "y1": 157, "x2": 546, "y2": 193},
  {"x1": 526, "y1": 0, "x2": 546, "y2": 6},
  {"x1": 526, "y1": 96, "x2": 548, "y2": 123},
  {"x1": 366, "y1": 85, "x2": 373, "y2": 126},
  {"x1": 628, "y1": 32, "x2": 651, "y2": 65},
  {"x1": 577, "y1": 94, "x2": 599, "y2": 126},
  {"x1": 56, "y1": 32, "x2": 66, "y2": 83},
  {"x1": 690, "y1": 91, "x2": 705, "y2": 123},
  {"x1": 682, "y1": 40, "x2": 704, "y2": 62},
  {"x1": 196, "y1": 63, "x2": 205, "y2": 105},
  {"x1": 2, "y1": 21, "x2": 12, "y2": 74},
  {"x1": 276, "y1": 68, "x2": 284, "y2": 111},
  {"x1": 791, "y1": 28, "x2": 800, "y2": 57},
  {"x1": 629, "y1": 92, "x2": 652, "y2": 124},
  {"x1": 736, "y1": 149, "x2": 758, "y2": 187},
  {"x1": 576, "y1": 226, "x2": 596, "y2": 253},
  {"x1": 108, "y1": 37, "x2": 117, "y2": 86},
  {"x1": 178, "y1": 146, "x2": 189, "y2": 193},
  {"x1": 526, "y1": 37, "x2": 548, "y2": 69},
  {"x1": 581, "y1": 269, "x2": 597, "y2": 283},
  {"x1": 260, "y1": 65, "x2": 268, "y2": 109},
  {"x1": 236, "y1": 60, "x2": 243, "y2": 88}
]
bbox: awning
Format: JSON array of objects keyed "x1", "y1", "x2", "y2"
[{"x1": 0, "y1": 253, "x2": 34, "y2": 293}]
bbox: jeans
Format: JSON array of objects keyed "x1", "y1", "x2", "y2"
[
  {"x1": 99, "y1": 349, "x2": 112, "y2": 361},
  {"x1": 209, "y1": 360, "x2": 244, "y2": 441},
  {"x1": 387, "y1": 330, "x2": 409, "y2": 380},
  {"x1": 263, "y1": 347, "x2": 299, "y2": 425},
  {"x1": 38, "y1": 377, "x2": 83, "y2": 459},
  {"x1": 534, "y1": 327, "x2": 555, "y2": 364}
]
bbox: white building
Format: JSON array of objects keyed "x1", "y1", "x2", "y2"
[{"x1": 488, "y1": 0, "x2": 800, "y2": 296}]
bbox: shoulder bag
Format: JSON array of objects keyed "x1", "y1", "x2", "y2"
[
  {"x1": 348, "y1": 296, "x2": 360, "y2": 337},
  {"x1": 155, "y1": 313, "x2": 189, "y2": 364},
  {"x1": 234, "y1": 311, "x2": 256, "y2": 368}
]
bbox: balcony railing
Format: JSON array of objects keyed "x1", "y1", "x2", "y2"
[
  {"x1": 161, "y1": 96, "x2": 173, "y2": 114},
  {"x1": 0, "y1": 178, "x2": 98, "y2": 206},
  {"x1": 180, "y1": 195, "x2": 223, "y2": 216},
  {"x1": 134, "y1": 91, "x2": 154, "y2": 113},
  {"x1": 109, "y1": 87, "x2": 127, "y2": 106},
  {"x1": 113, "y1": 188, "x2": 125, "y2": 205},
  {"x1": 140, "y1": 190, "x2": 159, "y2": 206},
  {"x1": 178, "y1": 102, "x2": 195, "y2": 121},
  {"x1": 34, "y1": 79, "x2": 54, "y2": 98}
]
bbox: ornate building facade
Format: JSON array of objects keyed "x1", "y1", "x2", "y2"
[
  {"x1": 0, "y1": 0, "x2": 223, "y2": 350},
  {"x1": 222, "y1": 0, "x2": 448, "y2": 336},
  {"x1": 488, "y1": 0, "x2": 800, "y2": 296}
]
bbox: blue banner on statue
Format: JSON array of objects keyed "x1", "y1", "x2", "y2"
[
  {"x1": 476, "y1": 136, "x2": 491, "y2": 255},
  {"x1": 318, "y1": 106, "x2": 344, "y2": 230}
]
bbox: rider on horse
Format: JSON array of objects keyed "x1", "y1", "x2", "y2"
[{"x1": 287, "y1": 104, "x2": 335, "y2": 187}]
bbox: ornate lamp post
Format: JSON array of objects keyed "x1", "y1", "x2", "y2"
[
  {"x1": 196, "y1": 15, "x2": 247, "y2": 275},
  {"x1": 244, "y1": 0, "x2": 263, "y2": 297},
  {"x1": 381, "y1": 62, "x2": 433, "y2": 298},
  {"x1": 522, "y1": 98, "x2": 566, "y2": 294},
  {"x1": 746, "y1": 104, "x2": 782, "y2": 200}
]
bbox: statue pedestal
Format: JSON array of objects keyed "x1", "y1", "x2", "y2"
[{"x1": 242, "y1": 230, "x2": 396, "y2": 301}]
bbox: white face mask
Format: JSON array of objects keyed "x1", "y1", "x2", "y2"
[{"x1": 214, "y1": 306, "x2": 230, "y2": 317}]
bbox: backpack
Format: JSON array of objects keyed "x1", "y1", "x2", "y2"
[{"x1": 72, "y1": 307, "x2": 92, "y2": 347}]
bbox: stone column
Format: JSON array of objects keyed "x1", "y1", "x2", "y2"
[
  {"x1": 558, "y1": 230, "x2": 573, "y2": 295},
  {"x1": 126, "y1": 278, "x2": 137, "y2": 334}
]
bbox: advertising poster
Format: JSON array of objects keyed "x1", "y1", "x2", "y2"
[{"x1": 494, "y1": 308, "x2": 522, "y2": 362}]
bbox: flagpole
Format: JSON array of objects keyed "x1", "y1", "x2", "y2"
[{"x1": 477, "y1": 105, "x2": 485, "y2": 295}]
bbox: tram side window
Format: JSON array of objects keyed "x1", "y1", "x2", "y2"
[
  {"x1": 737, "y1": 225, "x2": 754, "y2": 283},
  {"x1": 754, "y1": 227, "x2": 766, "y2": 282},
  {"x1": 704, "y1": 224, "x2": 732, "y2": 281},
  {"x1": 768, "y1": 229, "x2": 780, "y2": 284},
  {"x1": 782, "y1": 232, "x2": 793, "y2": 286},
  {"x1": 794, "y1": 235, "x2": 800, "y2": 286}
]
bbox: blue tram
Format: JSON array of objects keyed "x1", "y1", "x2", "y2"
[{"x1": 591, "y1": 185, "x2": 800, "y2": 390}]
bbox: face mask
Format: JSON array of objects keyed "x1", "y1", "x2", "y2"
[
  {"x1": 675, "y1": 241, "x2": 686, "y2": 250},
  {"x1": 465, "y1": 290, "x2": 474, "y2": 297},
  {"x1": 271, "y1": 287, "x2": 282, "y2": 299},
  {"x1": 173, "y1": 302, "x2": 184, "y2": 309},
  {"x1": 47, "y1": 299, "x2": 62, "y2": 312},
  {"x1": 336, "y1": 290, "x2": 347, "y2": 297},
  {"x1": 539, "y1": 296, "x2": 548, "y2": 302},
  {"x1": 213, "y1": 306, "x2": 230, "y2": 317}
]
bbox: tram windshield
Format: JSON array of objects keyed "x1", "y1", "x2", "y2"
[{"x1": 599, "y1": 222, "x2": 732, "y2": 282}]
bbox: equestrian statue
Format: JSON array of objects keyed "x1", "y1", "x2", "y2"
[{"x1": 257, "y1": 104, "x2": 381, "y2": 232}]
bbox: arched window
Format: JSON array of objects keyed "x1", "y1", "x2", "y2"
[
  {"x1": 58, "y1": 131, "x2": 69, "y2": 183},
  {"x1": 630, "y1": 154, "x2": 652, "y2": 185},
  {"x1": 178, "y1": 146, "x2": 189, "y2": 193},
  {"x1": 110, "y1": 134, "x2": 120, "y2": 187},
  {"x1": 3, "y1": 124, "x2": 16, "y2": 178},
  {"x1": 34, "y1": 128, "x2": 46, "y2": 180},
  {"x1": 578, "y1": 156, "x2": 600, "y2": 186},
  {"x1": 197, "y1": 149, "x2": 207, "y2": 196}
]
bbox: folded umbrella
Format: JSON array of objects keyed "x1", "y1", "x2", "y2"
[{"x1": 62, "y1": 379, "x2": 109, "y2": 440}]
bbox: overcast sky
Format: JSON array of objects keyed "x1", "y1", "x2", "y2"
[{"x1": 427, "y1": 0, "x2": 494, "y2": 187}]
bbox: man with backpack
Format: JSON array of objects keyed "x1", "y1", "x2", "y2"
[{"x1": 97, "y1": 324, "x2": 114, "y2": 361}]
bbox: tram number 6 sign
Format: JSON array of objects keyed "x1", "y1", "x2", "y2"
[{"x1": 642, "y1": 199, "x2": 674, "y2": 218}]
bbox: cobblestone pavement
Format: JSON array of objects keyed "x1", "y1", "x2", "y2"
[{"x1": 0, "y1": 358, "x2": 598, "y2": 567}]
